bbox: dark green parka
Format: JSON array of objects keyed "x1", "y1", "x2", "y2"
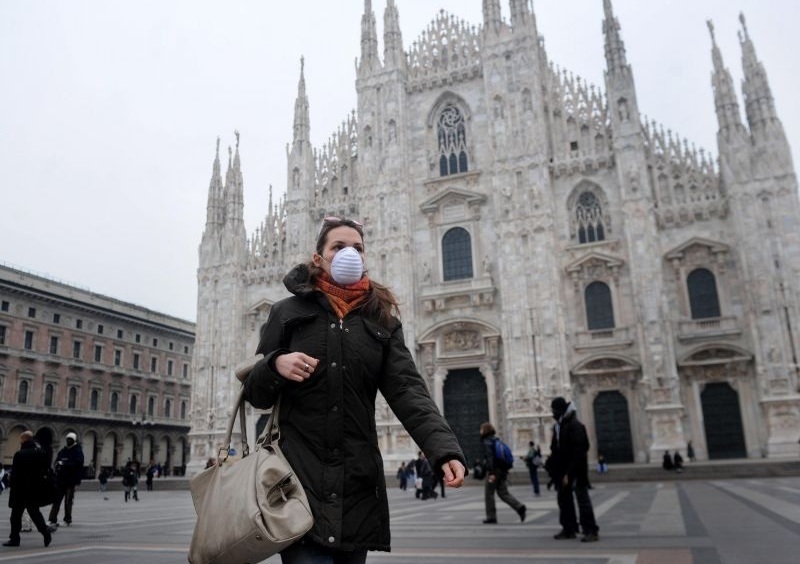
[{"x1": 244, "y1": 265, "x2": 465, "y2": 552}]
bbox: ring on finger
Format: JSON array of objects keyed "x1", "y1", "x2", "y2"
[{"x1": 304, "y1": 362, "x2": 310, "y2": 372}]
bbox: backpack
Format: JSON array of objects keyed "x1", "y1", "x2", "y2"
[{"x1": 493, "y1": 438, "x2": 514, "y2": 470}]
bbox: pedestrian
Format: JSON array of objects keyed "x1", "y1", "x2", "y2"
[
  {"x1": 98, "y1": 468, "x2": 109, "y2": 498},
  {"x1": 687, "y1": 441, "x2": 696, "y2": 462},
  {"x1": 48, "y1": 432, "x2": 84, "y2": 528},
  {"x1": 242, "y1": 216, "x2": 466, "y2": 562},
  {"x1": 549, "y1": 397, "x2": 599, "y2": 542},
  {"x1": 662, "y1": 450, "x2": 674, "y2": 471},
  {"x1": 145, "y1": 463, "x2": 156, "y2": 491},
  {"x1": 396, "y1": 463, "x2": 407, "y2": 491},
  {"x1": 673, "y1": 451, "x2": 684, "y2": 473},
  {"x1": 122, "y1": 461, "x2": 139, "y2": 502},
  {"x1": 522, "y1": 441, "x2": 542, "y2": 495},
  {"x1": 414, "y1": 451, "x2": 437, "y2": 500},
  {"x1": 0, "y1": 464, "x2": 6, "y2": 496},
  {"x1": 596, "y1": 454, "x2": 608, "y2": 474},
  {"x1": 480, "y1": 422, "x2": 526, "y2": 524},
  {"x1": 2, "y1": 430, "x2": 53, "y2": 548}
]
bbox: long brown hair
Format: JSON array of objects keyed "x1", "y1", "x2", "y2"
[{"x1": 307, "y1": 217, "x2": 400, "y2": 327}]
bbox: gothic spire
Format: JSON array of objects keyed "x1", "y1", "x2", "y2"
[
  {"x1": 482, "y1": 0, "x2": 502, "y2": 35},
  {"x1": 383, "y1": 0, "x2": 404, "y2": 70},
  {"x1": 358, "y1": 0, "x2": 380, "y2": 76},
  {"x1": 292, "y1": 57, "x2": 310, "y2": 147},
  {"x1": 204, "y1": 137, "x2": 223, "y2": 231},
  {"x1": 739, "y1": 13, "x2": 780, "y2": 135},
  {"x1": 602, "y1": 0, "x2": 627, "y2": 75},
  {"x1": 708, "y1": 20, "x2": 748, "y2": 142},
  {"x1": 509, "y1": 0, "x2": 531, "y2": 28}
]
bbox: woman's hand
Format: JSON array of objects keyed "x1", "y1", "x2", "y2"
[
  {"x1": 274, "y1": 352, "x2": 319, "y2": 382},
  {"x1": 441, "y1": 459, "x2": 466, "y2": 488}
]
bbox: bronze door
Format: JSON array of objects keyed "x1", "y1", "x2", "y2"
[
  {"x1": 443, "y1": 368, "x2": 489, "y2": 467},
  {"x1": 701, "y1": 382, "x2": 746, "y2": 459},
  {"x1": 593, "y1": 390, "x2": 634, "y2": 463}
]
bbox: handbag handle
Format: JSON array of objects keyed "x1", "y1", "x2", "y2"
[{"x1": 218, "y1": 386, "x2": 282, "y2": 463}]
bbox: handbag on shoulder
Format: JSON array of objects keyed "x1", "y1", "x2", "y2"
[{"x1": 188, "y1": 385, "x2": 313, "y2": 564}]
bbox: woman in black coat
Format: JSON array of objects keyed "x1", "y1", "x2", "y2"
[{"x1": 244, "y1": 217, "x2": 466, "y2": 563}]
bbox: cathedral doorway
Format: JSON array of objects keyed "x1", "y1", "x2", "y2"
[
  {"x1": 701, "y1": 382, "x2": 746, "y2": 459},
  {"x1": 443, "y1": 368, "x2": 489, "y2": 467},
  {"x1": 593, "y1": 391, "x2": 634, "y2": 463}
]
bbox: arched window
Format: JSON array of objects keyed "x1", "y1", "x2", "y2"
[
  {"x1": 585, "y1": 281, "x2": 615, "y2": 330},
  {"x1": 437, "y1": 105, "x2": 468, "y2": 176},
  {"x1": 688, "y1": 268, "x2": 721, "y2": 319},
  {"x1": 90, "y1": 389, "x2": 99, "y2": 411},
  {"x1": 576, "y1": 191, "x2": 606, "y2": 243},
  {"x1": 442, "y1": 227, "x2": 473, "y2": 281},
  {"x1": 129, "y1": 394, "x2": 138, "y2": 415},
  {"x1": 110, "y1": 391, "x2": 119, "y2": 413},
  {"x1": 68, "y1": 386, "x2": 77, "y2": 409},
  {"x1": 148, "y1": 396, "x2": 155, "y2": 417},
  {"x1": 44, "y1": 383, "x2": 54, "y2": 407},
  {"x1": 180, "y1": 401, "x2": 187, "y2": 420},
  {"x1": 165, "y1": 399, "x2": 172, "y2": 418},
  {"x1": 18, "y1": 380, "x2": 29, "y2": 404}
]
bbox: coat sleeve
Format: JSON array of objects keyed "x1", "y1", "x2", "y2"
[
  {"x1": 378, "y1": 322, "x2": 466, "y2": 474},
  {"x1": 243, "y1": 301, "x2": 291, "y2": 410}
]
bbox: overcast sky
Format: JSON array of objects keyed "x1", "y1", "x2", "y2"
[{"x1": 1, "y1": 1, "x2": 798, "y2": 322}]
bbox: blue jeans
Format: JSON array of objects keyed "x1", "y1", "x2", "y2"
[{"x1": 280, "y1": 541, "x2": 368, "y2": 564}]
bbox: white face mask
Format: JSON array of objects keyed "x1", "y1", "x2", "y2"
[{"x1": 329, "y1": 246, "x2": 364, "y2": 285}]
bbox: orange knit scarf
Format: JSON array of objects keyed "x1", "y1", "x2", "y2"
[{"x1": 315, "y1": 274, "x2": 371, "y2": 320}]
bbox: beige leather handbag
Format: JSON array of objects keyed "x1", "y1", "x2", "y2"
[{"x1": 188, "y1": 386, "x2": 313, "y2": 564}]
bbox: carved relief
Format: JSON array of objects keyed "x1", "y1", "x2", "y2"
[{"x1": 443, "y1": 330, "x2": 480, "y2": 352}]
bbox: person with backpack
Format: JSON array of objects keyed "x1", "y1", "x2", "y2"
[
  {"x1": 479, "y1": 422, "x2": 526, "y2": 524},
  {"x1": 47, "y1": 432, "x2": 84, "y2": 528},
  {"x1": 522, "y1": 441, "x2": 542, "y2": 495},
  {"x1": 549, "y1": 397, "x2": 599, "y2": 542}
]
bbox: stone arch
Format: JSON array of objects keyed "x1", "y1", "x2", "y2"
[{"x1": 566, "y1": 179, "x2": 611, "y2": 242}]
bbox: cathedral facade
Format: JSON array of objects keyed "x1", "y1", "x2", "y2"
[{"x1": 188, "y1": 0, "x2": 800, "y2": 475}]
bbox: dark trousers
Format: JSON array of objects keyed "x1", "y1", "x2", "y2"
[
  {"x1": 9, "y1": 503, "x2": 48, "y2": 542},
  {"x1": 48, "y1": 485, "x2": 75, "y2": 524},
  {"x1": 484, "y1": 473, "x2": 524, "y2": 519},
  {"x1": 556, "y1": 479, "x2": 598, "y2": 535},
  {"x1": 527, "y1": 466, "x2": 540, "y2": 494},
  {"x1": 280, "y1": 541, "x2": 367, "y2": 564}
]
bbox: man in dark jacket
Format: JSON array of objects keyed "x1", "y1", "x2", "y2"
[
  {"x1": 480, "y1": 422, "x2": 526, "y2": 524},
  {"x1": 549, "y1": 397, "x2": 599, "y2": 542},
  {"x1": 48, "y1": 432, "x2": 84, "y2": 527},
  {"x1": 3, "y1": 430, "x2": 52, "y2": 548}
]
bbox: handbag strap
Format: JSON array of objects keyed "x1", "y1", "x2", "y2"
[{"x1": 218, "y1": 386, "x2": 282, "y2": 463}]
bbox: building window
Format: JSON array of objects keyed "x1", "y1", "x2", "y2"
[
  {"x1": 97, "y1": 324, "x2": 104, "y2": 335},
  {"x1": 437, "y1": 104, "x2": 469, "y2": 176},
  {"x1": 130, "y1": 394, "x2": 138, "y2": 415},
  {"x1": 44, "y1": 383, "x2": 54, "y2": 407},
  {"x1": 0, "y1": 325, "x2": 6, "y2": 345},
  {"x1": 90, "y1": 389, "x2": 99, "y2": 411},
  {"x1": 585, "y1": 281, "x2": 615, "y2": 330},
  {"x1": 110, "y1": 391, "x2": 119, "y2": 413},
  {"x1": 180, "y1": 400, "x2": 187, "y2": 420},
  {"x1": 53, "y1": 313, "x2": 61, "y2": 324},
  {"x1": 76, "y1": 319, "x2": 83, "y2": 329},
  {"x1": 152, "y1": 338, "x2": 158, "y2": 347},
  {"x1": 72, "y1": 340, "x2": 82, "y2": 359},
  {"x1": 169, "y1": 341, "x2": 174, "y2": 351},
  {"x1": 442, "y1": 227, "x2": 473, "y2": 281},
  {"x1": 164, "y1": 399, "x2": 172, "y2": 418},
  {"x1": 148, "y1": 396, "x2": 155, "y2": 417},
  {"x1": 114, "y1": 349, "x2": 122, "y2": 366},
  {"x1": 117, "y1": 329, "x2": 123, "y2": 339},
  {"x1": 688, "y1": 268, "x2": 721, "y2": 319},
  {"x1": 28, "y1": 307, "x2": 36, "y2": 318},
  {"x1": 135, "y1": 333, "x2": 141, "y2": 343},
  {"x1": 576, "y1": 191, "x2": 606, "y2": 244},
  {"x1": 1, "y1": 301, "x2": 8, "y2": 312},
  {"x1": 18, "y1": 380, "x2": 29, "y2": 404},
  {"x1": 182, "y1": 363, "x2": 189, "y2": 379},
  {"x1": 68, "y1": 386, "x2": 78, "y2": 409},
  {"x1": 50, "y1": 335, "x2": 59, "y2": 355},
  {"x1": 94, "y1": 345, "x2": 103, "y2": 363},
  {"x1": 167, "y1": 360, "x2": 174, "y2": 376},
  {"x1": 24, "y1": 330, "x2": 34, "y2": 350},
  {"x1": 133, "y1": 353, "x2": 140, "y2": 370},
  {"x1": 184, "y1": 345, "x2": 189, "y2": 354},
  {"x1": 151, "y1": 357, "x2": 158, "y2": 373}
]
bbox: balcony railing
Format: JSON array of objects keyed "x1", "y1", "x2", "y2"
[
  {"x1": 677, "y1": 315, "x2": 741, "y2": 342},
  {"x1": 573, "y1": 326, "x2": 634, "y2": 350}
]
